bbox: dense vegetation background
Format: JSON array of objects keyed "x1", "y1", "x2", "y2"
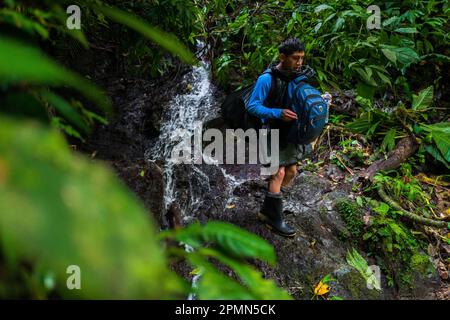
[{"x1": 0, "y1": 0, "x2": 449, "y2": 299}]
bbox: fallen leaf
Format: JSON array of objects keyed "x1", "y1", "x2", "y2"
[
  {"x1": 226, "y1": 204, "x2": 235, "y2": 209},
  {"x1": 314, "y1": 281, "x2": 331, "y2": 296},
  {"x1": 438, "y1": 261, "x2": 448, "y2": 280}
]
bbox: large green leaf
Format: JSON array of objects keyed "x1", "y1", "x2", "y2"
[
  {"x1": 381, "y1": 45, "x2": 420, "y2": 69},
  {"x1": 424, "y1": 144, "x2": 450, "y2": 169},
  {"x1": 431, "y1": 131, "x2": 450, "y2": 162},
  {"x1": 200, "y1": 248, "x2": 292, "y2": 300},
  {"x1": 93, "y1": 4, "x2": 197, "y2": 65},
  {"x1": 163, "y1": 222, "x2": 276, "y2": 266},
  {"x1": 421, "y1": 123, "x2": 450, "y2": 162},
  {"x1": 412, "y1": 86, "x2": 433, "y2": 110},
  {"x1": 0, "y1": 37, "x2": 111, "y2": 113},
  {"x1": 187, "y1": 253, "x2": 255, "y2": 300},
  {"x1": 0, "y1": 116, "x2": 185, "y2": 298},
  {"x1": 202, "y1": 222, "x2": 276, "y2": 265}
]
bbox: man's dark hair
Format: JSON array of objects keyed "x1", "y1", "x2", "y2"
[{"x1": 278, "y1": 37, "x2": 305, "y2": 56}]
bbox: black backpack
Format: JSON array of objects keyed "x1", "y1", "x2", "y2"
[{"x1": 220, "y1": 67, "x2": 291, "y2": 131}]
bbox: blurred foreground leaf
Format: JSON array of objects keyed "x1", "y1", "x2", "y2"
[{"x1": 0, "y1": 116, "x2": 185, "y2": 298}]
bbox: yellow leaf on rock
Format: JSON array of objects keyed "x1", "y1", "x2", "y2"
[
  {"x1": 226, "y1": 204, "x2": 235, "y2": 209},
  {"x1": 314, "y1": 281, "x2": 331, "y2": 296}
]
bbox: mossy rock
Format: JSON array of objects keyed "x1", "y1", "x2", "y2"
[
  {"x1": 334, "y1": 267, "x2": 382, "y2": 300},
  {"x1": 334, "y1": 198, "x2": 364, "y2": 239}
]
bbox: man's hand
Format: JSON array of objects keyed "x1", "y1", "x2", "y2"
[{"x1": 280, "y1": 109, "x2": 297, "y2": 122}]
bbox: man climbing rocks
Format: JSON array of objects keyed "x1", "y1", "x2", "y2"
[{"x1": 247, "y1": 37, "x2": 331, "y2": 238}]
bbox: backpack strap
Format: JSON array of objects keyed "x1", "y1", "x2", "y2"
[
  {"x1": 293, "y1": 81, "x2": 308, "y2": 136},
  {"x1": 261, "y1": 69, "x2": 277, "y2": 104},
  {"x1": 262, "y1": 68, "x2": 292, "y2": 109}
]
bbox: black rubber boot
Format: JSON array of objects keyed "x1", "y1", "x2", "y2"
[{"x1": 258, "y1": 192, "x2": 296, "y2": 238}]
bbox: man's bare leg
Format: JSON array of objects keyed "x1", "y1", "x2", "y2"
[
  {"x1": 261, "y1": 165, "x2": 296, "y2": 237},
  {"x1": 281, "y1": 164, "x2": 297, "y2": 190},
  {"x1": 268, "y1": 166, "x2": 285, "y2": 194}
]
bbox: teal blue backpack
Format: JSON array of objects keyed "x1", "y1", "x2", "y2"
[{"x1": 287, "y1": 78, "x2": 328, "y2": 145}]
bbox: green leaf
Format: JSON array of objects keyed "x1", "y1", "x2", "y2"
[
  {"x1": 354, "y1": 67, "x2": 377, "y2": 86},
  {"x1": 394, "y1": 27, "x2": 418, "y2": 34},
  {"x1": 200, "y1": 248, "x2": 291, "y2": 300},
  {"x1": 0, "y1": 37, "x2": 111, "y2": 113},
  {"x1": 421, "y1": 123, "x2": 450, "y2": 162},
  {"x1": 381, "y1": 128, "x2": 396, "y2": 152},
  {"x1": 382, "y1": 16, "x2": 400, "y2": 28},
  {"x1": 0, "y1": 9, "x2": 49, "y2": 39},
  {"x1": 187, "y1": 253, "x2": 255, "y2": 300},
  {"x1": 374, "y1": 202, "x2": 390, "y2": 215},
  {"x1": 356, "y1": 82, "x2": 376, "y2": 100},
  {"x1": 412, "y1": 86, "x2": 433, "y2": 110},
  {"x1": 93, "y1": 4, "x2": 197, "y2": 65},
  {"x1": 171, "y1": 222, "x2": 276, "y2": 266},
  {"x1": 376, "y1": 71, "x2": 392, "y2": 86},
  {"x1": 40, "y1": 91, "x2": 88, "y2": 133},
  {"x1": 332, "y1": 17, "x2": 345, "y2": 32},
  {"x1": 314, "y1": 4, "x2": 333, "y2": 13},
  {"x1": 424, "y1": 144, "x2": 450, "y2": 169},
  {"x1": 346, "y1": 248, "x2": 381, "y2": 291},
  {"x1": 381, "y1": 46, "x2": 420, "y2": 69},
  {"x1": 0, "y1": 116, "x2": 185, "y2": 298},
  {"x1": 431, "y1": 131, "x2": 450, "y2": 162},
  {"x1": 202, "y1": 222, "x2": 276, "y2": 265}
]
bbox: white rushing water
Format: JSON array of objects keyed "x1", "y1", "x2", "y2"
[
  {"x1": 144, "y1": 46, "x2": 246, "y2": 225},
  {"x1": 146, "y1": 63, "x2": 212, "y2": 215},
  {"x1": 144, "y1": 44, "x2": 249, "y2": 299}
]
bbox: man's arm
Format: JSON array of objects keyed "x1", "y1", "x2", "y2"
[{"x1": 246, "y1": 74, "x2": 283, "y2": 120}]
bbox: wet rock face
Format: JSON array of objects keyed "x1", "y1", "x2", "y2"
[
  {"x1": 202, "y1": 169, "x2": 441, "y2": 300},
  {"x1": 170, "y1": 163, "x2": 229, "y2": 225},
  {"x1": 208, "y1": 170, "x2": 383, "y2": 299},
  {"x1": 111, "y1": 159, "x2": 165, "y2": 225}
]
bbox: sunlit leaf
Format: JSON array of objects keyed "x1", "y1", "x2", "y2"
[
  {"x1": 314, "y1": 281, "x2": 330, "y2": 296},
  {"x1": 395, "y1": 27, "x2": 417, "y2": 34}
]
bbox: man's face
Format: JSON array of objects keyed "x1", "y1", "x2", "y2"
[{"x1": 280, "y1": 51, "x2": 305, "y2": 71}]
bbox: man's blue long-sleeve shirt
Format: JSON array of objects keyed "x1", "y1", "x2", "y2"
[{"x1": 247, "y1": 71, "x2": 304, "y2": 122}]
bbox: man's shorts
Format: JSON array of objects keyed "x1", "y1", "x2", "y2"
[
  {"x1": 260, "y1": 127, "x2": 313, "y2": 167},
  {"x1": 278, "y1": 142, "x2": 313, "y2": 166}
]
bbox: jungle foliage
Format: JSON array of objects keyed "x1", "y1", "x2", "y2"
[{"x1": 0, "y1": 0, "x2": 449, "y2": 299}]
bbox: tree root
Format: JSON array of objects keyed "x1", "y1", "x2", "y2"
[
  {"x1": 377, "y1": 185, "x2": 447, "y2": 228},
  {"x1": 361, "y1": 136, "x2": 418, "y2": 181}
]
